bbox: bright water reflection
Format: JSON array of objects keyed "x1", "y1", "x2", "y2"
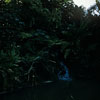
[{"x1": 58, "y1": 62, "x2": 72, "y2": 81}]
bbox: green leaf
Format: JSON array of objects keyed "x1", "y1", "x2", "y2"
[
  {"x1": 64, "y1": 49, "x2": 71, "y2": 59},
  {"x1": 5, "y1": 0, "x2": 11, "y2": 3},
  {"x1": 20, "y1": 32, "x2": 33, "y2": 39}
]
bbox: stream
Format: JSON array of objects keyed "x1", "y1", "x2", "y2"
[
  {"x1": 0, "y1": 62, "x2": 100, "y2": 100},
  {"x1": 57, "y1": 62, "x2": 72, "y2": 81}
]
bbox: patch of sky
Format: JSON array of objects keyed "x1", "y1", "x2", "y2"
[{"x1": 73, "y1": 0, "x2": 96, "y2": 10}]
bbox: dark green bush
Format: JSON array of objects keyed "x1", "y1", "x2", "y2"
[{"x1": 0, "y1": 0, "x2": 100, "y2": 92}]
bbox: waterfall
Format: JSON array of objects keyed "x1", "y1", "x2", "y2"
[{"x1": 58, "y1": 62, "x2": 72, "y2": 81}]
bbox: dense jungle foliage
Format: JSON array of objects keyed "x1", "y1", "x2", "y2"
[{"x1": 0, "y1": 0, "x2": 100, "y2": 92}]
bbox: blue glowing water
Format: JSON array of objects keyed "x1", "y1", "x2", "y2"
[{"x1": 58, "y1": 62, "x2": 72, "y2": 81}]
